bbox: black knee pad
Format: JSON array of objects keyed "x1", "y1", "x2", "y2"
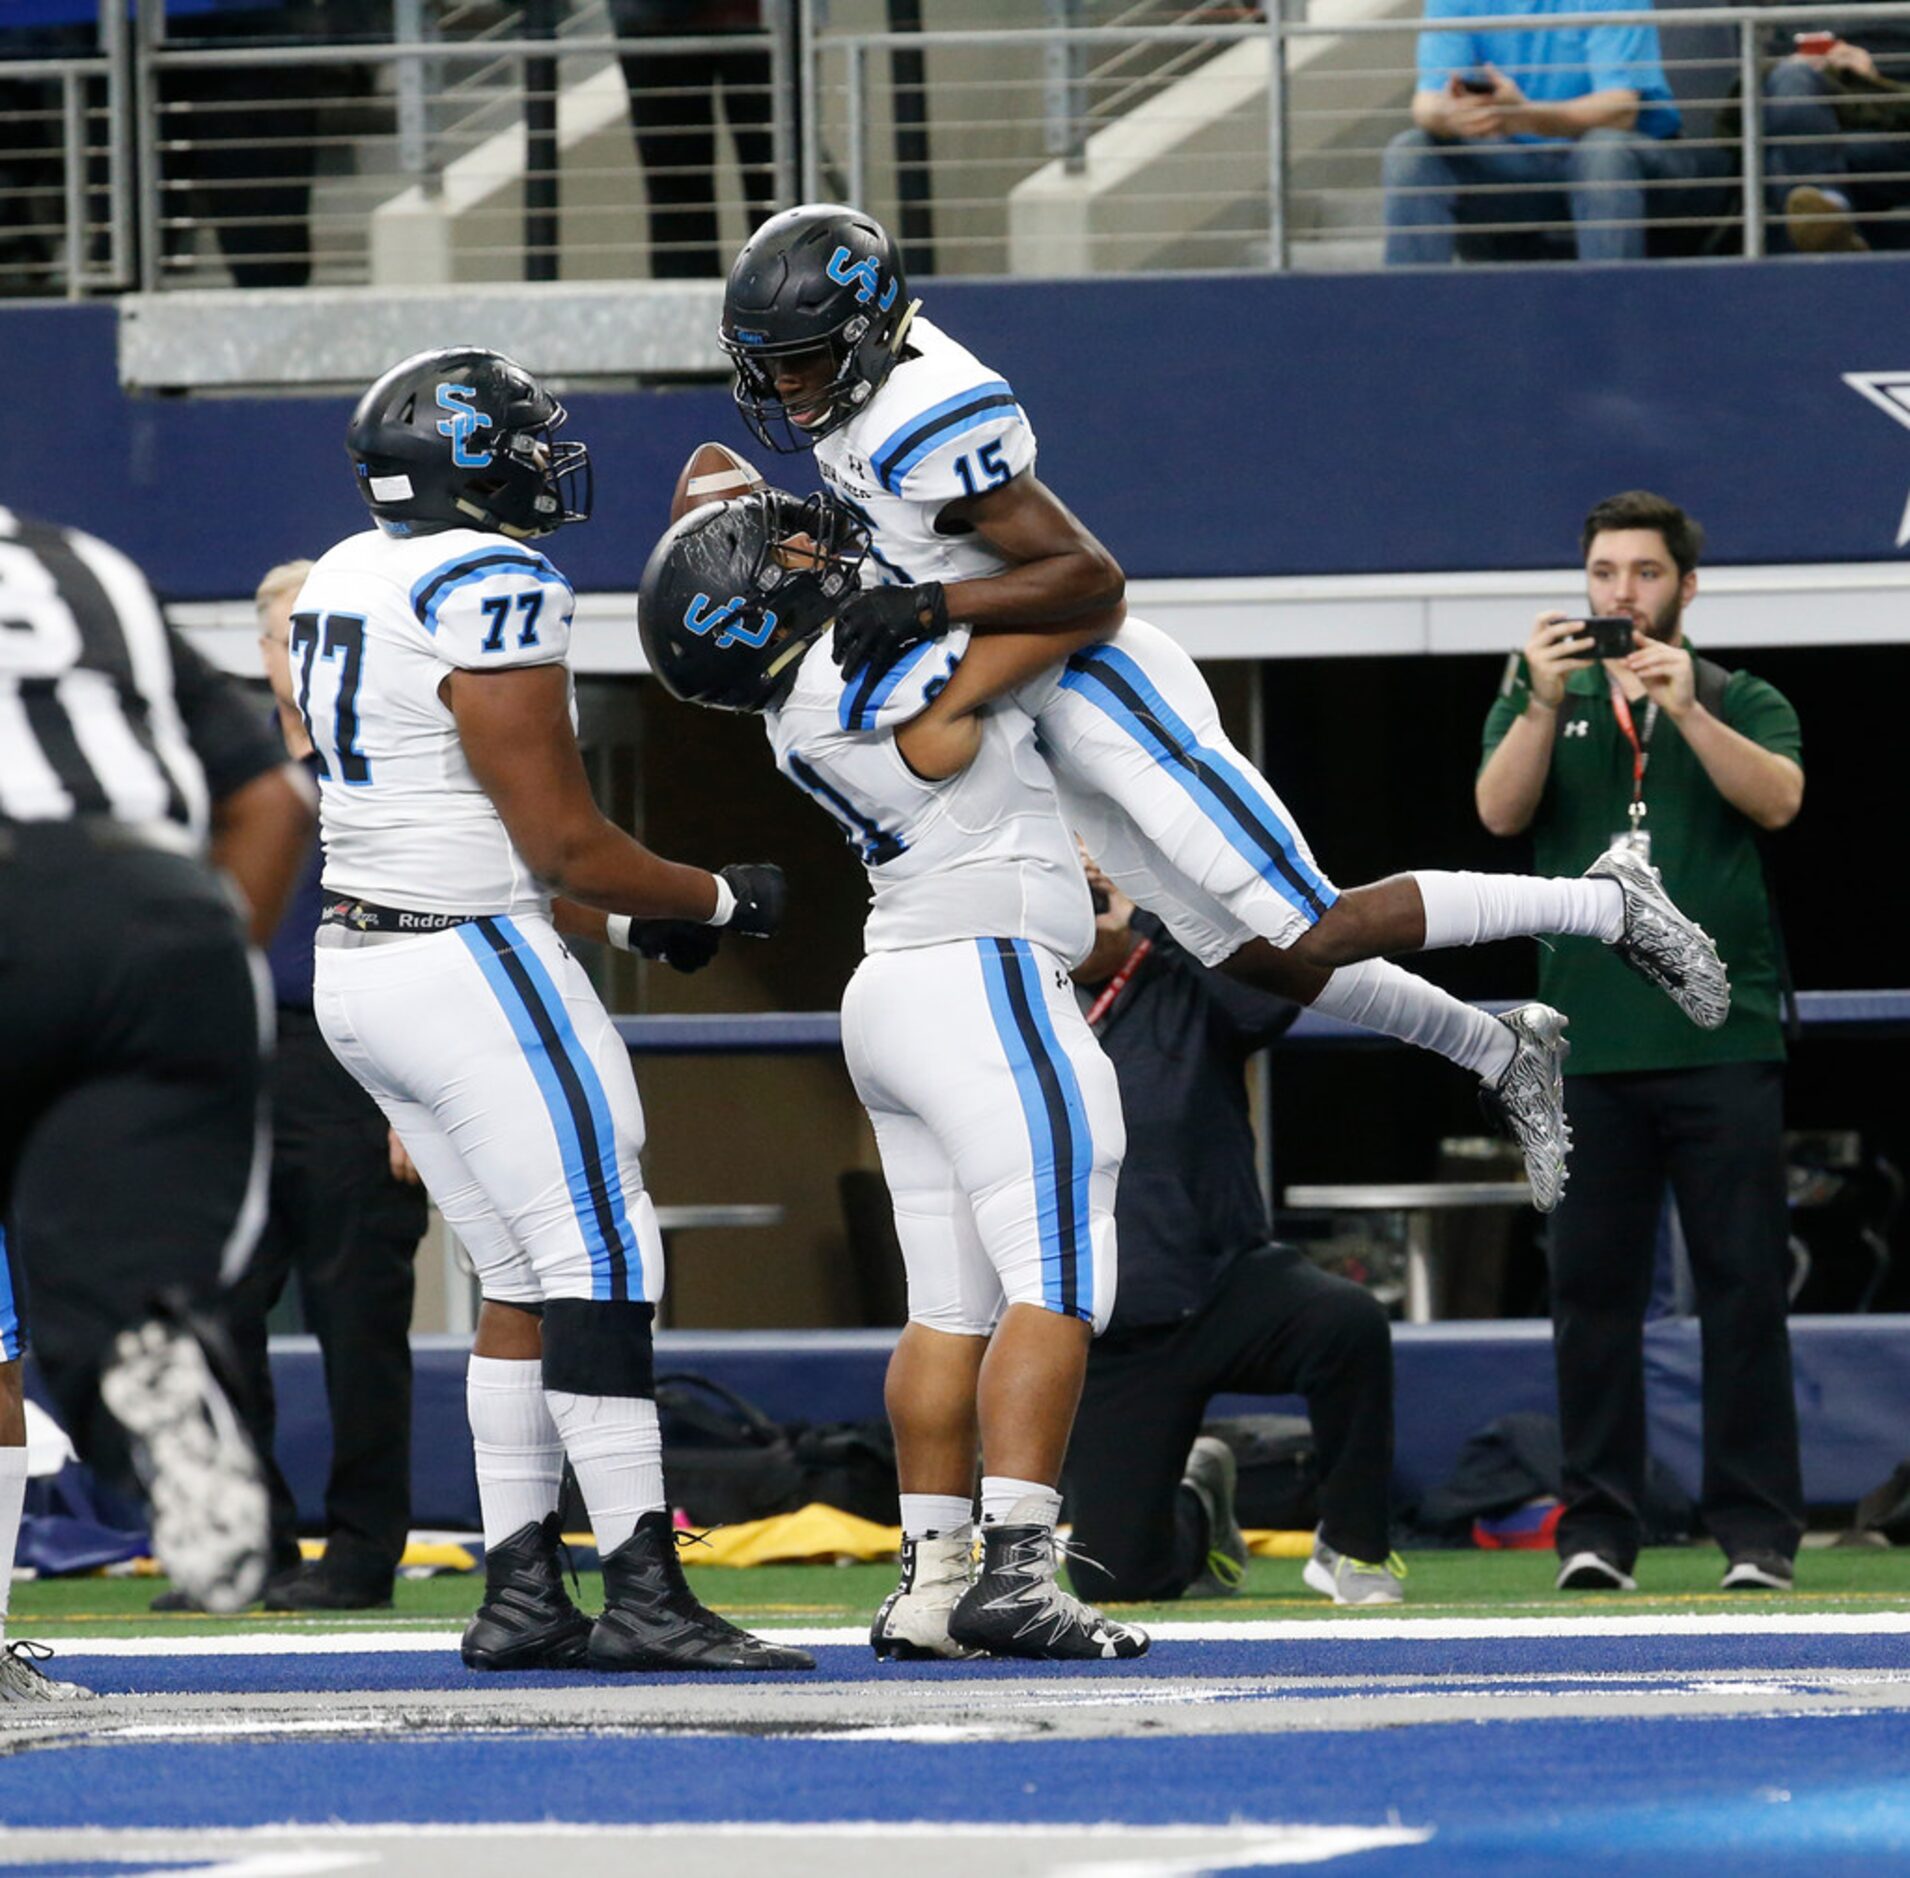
[{"x1": 541, "y1": 1298, "x2": 656, "y2": 1398}]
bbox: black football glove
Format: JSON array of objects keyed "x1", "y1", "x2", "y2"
[
  {"x1": 626, "y1": 919, "x2": 721, "y2": 974},
  {"x1": 716, "y1": 862, "x2": 786, "y2": 940},
  {"x1": 831, "y1": 582, "x2": 949, "y2": 679}
]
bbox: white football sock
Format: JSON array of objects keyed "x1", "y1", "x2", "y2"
[
  {"x1": 981, "y1": 1475, "x2": 1061, "y2": 1530},
  {"x1": 544, "y1": 1389, "x2": 665, "y2": 1556},
  {"x1": 900, "y1": 1493, "x2": 975, "y2": 1541},
  {"x1": 0, "y1": 1444, "x2": 26, "y2": 1634},
  {"x1": 466, "y1": 1355, "x2": 564, "y2": 1551},
  {"x1": 1414, "y1": 870, "x2": 1624, "y2": 950},
  {"x1": 1312, "y1": 958, "x2": 1514, "y2": 1081}
]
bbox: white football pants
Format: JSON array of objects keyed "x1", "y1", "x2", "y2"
[
  {"x1": 315, "y1": 912, "x2": 664, "y2": 1308},
  {"x1": 842, "y1": 938, "x2": 1124, "y2": 1338}
]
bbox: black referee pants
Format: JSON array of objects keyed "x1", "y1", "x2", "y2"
[
  {"x1": 0, "y1": 824, "x2": 264, "y2": 1486},
  {"x1": 1063, "y1": 1246, "x2": 1395, "y2": 1603},
  {"x1": 217, "y1": 1007, "x2": 427, "y2": 1579},
  {"x1": 1551, "y1": 1062, "x2": 1805, "y2": 1570}
]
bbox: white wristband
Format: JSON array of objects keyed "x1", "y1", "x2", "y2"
[
  {"x1": 605, "y1": 914, "x2": 635, "y2": 952},
  {"x1": 706, "y1": 873, "x2": 737, "y2": 928}
]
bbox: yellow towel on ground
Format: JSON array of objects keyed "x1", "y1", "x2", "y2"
[{"x1": 654, "y1": 1506, "x2": 1318, "y2": 1568}]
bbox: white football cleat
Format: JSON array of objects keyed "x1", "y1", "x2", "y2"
[{"x1": 871, "y1": 1532, "x2": 982, "y2": 1660}]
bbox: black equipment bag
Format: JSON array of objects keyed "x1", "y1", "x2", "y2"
[
  {"x1": 1201, "y1": 1414, "x2": 1321, "y2": 1531},
  {"x1": 655, "y1": 1373, "x2": 806, "y2": 1527},
  {"x1": 654, "y1": 1373, "x2": 899, "y2": 1528}
]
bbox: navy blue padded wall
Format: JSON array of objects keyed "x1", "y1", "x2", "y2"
[{"x1": 6, "y1": 257, "x2": 1910, "y2": 594}]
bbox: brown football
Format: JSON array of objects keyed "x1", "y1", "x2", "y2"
[{"x1": 670, "y1": 441, "x2": 766, "y2": 524}]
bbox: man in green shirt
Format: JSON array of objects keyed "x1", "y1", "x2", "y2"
[{"x1": 1476, "y1": 489, "x2": 1806, "y2": 1594}]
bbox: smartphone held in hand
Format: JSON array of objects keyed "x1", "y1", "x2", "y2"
[{"x1": 1569, "y1": 617, "x2": 1638, "y2": 661}]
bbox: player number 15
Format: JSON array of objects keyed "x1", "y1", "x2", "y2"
[{"x1": 952, "y1": 440, "x2": 1010, "y2": 498}]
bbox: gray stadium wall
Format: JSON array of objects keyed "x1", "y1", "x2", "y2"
[{"x1": 7, "y1": 254, "x2": 1910, "y2": 598}]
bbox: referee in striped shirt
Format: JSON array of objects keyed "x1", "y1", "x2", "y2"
[{"x1": 0, "y1": 506, "x2": 314, "y2": 1695}]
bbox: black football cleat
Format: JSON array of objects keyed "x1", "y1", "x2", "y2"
[
  {"x1": 588, "y1": 1511, "x2": 815, "y2": 1672},
  {"x1": 947, "y1": 1521, "x2": 1149, "y2": 1661},
  {"x1": 461, "y1": 1513, "x2": 593, "y2": 1671}
]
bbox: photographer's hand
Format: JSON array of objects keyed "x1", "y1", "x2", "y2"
[
  {"x1": 1522, "y1": 612, "x2": 1589, "y2": 711},
  {"x1": 1627, "y1": 638, "x2": 1696, "y2": 719}
]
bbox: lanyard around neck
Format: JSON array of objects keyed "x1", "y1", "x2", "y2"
[
  {"x1": 1605, "y1": 675, "x2": 1658, "y2": 816},
  {"x1": 1085, "y1": 935, "x2": 1153, "y2": 1028}
]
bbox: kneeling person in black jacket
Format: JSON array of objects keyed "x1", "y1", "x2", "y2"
[{"x1": 1063, "y1": 864, "x2": 1403, "y2": 1606}]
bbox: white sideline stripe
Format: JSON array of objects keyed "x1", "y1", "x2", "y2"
[
  {"x1": 0, "y1": 1822, "x2": 1425, "y2": 1847},
  {"x1": 48, "y1": 1611, "x2": 1910, "y2": 1658}
]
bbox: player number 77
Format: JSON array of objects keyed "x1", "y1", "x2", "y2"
[{"x1": 479, "y1": 589, "x2": 545, "y2": 652}]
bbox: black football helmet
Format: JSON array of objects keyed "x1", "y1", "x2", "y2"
[
  {"x1": 720, "y1": 204, "x2": 916, "y2": 453},
  {"x1": 346, "y1": 345, "x2": 592, "y2": 539},
  {"x1": 638, "y1": 490, "x2": 869, "y2": 714}
]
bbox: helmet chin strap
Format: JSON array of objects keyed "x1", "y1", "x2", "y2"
[{"x1": 889, "y1": 299, "x2": 923, "y2": 359}]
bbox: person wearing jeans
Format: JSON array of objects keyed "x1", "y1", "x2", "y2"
[
  {"x1": 1762, "y1": 39, "x2": 1910, "y2": 252},
  {"x1": 1384, "y1": 0, "x2": 1699, "y2": 263}
]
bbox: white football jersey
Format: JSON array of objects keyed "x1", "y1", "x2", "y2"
[
  {"x1": 293, "y1": 525, "x2": 577, "y2": 916},
  {"x1": 812, "y1": 317, "x2": 1037, "y2": 589},
  {"x1": 766, "y1": 629, "x2": 1094, "y2": 964}
]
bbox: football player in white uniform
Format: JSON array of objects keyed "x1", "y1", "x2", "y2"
[
  {"x1": 714, "y1": 204, "x2": 1732, "y2": 1215},
  {"x1": 640, "y1": 492, "x2": 1147, "y2": 1662},
  {"x1": 303, "y1": 347, "x2": 809, "y2": 1674}
]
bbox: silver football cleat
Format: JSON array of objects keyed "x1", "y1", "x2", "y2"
[
  {"x1": 0, "y1": 1639, "x2": 97, "y2": 1704},
  {"x1": 1480, "y1": 1002, "x2": 1572, "y2": 1213},
  {"x1": 99, "y1": 1314, "x2": 271, "y2": 1615},
  {"x1": 1585, "y1": 844, "x2": 1730, "y2": 1030}
]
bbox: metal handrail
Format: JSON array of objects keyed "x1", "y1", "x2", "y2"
[
  {"x1": 8, "y1": 3, "x2": 1906, "y2": 298},
  {"x1": 815, "y1": 4, "x2": 1910, "y2": 269},
  {"x1": 823, "y1": 6, "x2": 1910, "y2": 46}
]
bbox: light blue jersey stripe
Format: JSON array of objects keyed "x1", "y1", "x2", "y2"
[
  {"x1": 976, "y1": 939, "x2": 1094, "y2": 1319},
  {"x1": 1059, "y1": 644, "x2": 1336, "y2": 921},
  {"x1": 0, "y1": 1224, "x2": 21, "y2": 1361},
  {"x1": 457, "y1": 922, "x2": 643, "y2": 1300},
  {"x1": 409, "y1": 547, "x2": 572, "y2": 637},
  {"x1": 870, "y1": 380, "x2": 1017, "y2": 494},
  {"x1": 838, "y1": 636, "x2": 938, "y2": 731}
]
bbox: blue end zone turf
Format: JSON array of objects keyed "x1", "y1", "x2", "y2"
[
  {"x1": 5, "y1": 1716, "x2": 1910, "y2": 1855},
  {"x1": 11, "y1": 1634, "x2": 1907, "y2": 1871}
]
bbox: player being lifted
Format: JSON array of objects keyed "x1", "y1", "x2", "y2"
[
  {"x1": 642, "y1": 493, "x2": 1150, "y2": 1664},
  {"x1": 301, "y1": 346, "x2": 808, "y2": 1675},
  {"x1": 698, "y1": 203, "x2": 1731, "y2": 1215}
]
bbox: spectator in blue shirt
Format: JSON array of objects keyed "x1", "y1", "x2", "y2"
[{"x1": 1383, "y1": 0, "x2": 1712, "y2": 263}]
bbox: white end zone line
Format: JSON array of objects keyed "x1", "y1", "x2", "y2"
[{"x1": 46, "y1": 1611, "x2": 1910, "y2": 1657}]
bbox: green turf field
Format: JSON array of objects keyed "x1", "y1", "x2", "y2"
[{"x1": 12, "y1": 1544, "x2": 1910, "y2": 1637}]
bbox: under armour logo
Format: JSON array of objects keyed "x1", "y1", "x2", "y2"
[
  {"x1": 683, "y1": 592, "x2": 777, "y2": 650},
  {"x1": 435, "y1": 383, "x2": 494, "y2": 470},
  {"x1": 825, "y1": 245, "x2": 898, "y2": 312},
  {"x1": 1563, "y1": 719, "x2": 1590, "y2": 738}
]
